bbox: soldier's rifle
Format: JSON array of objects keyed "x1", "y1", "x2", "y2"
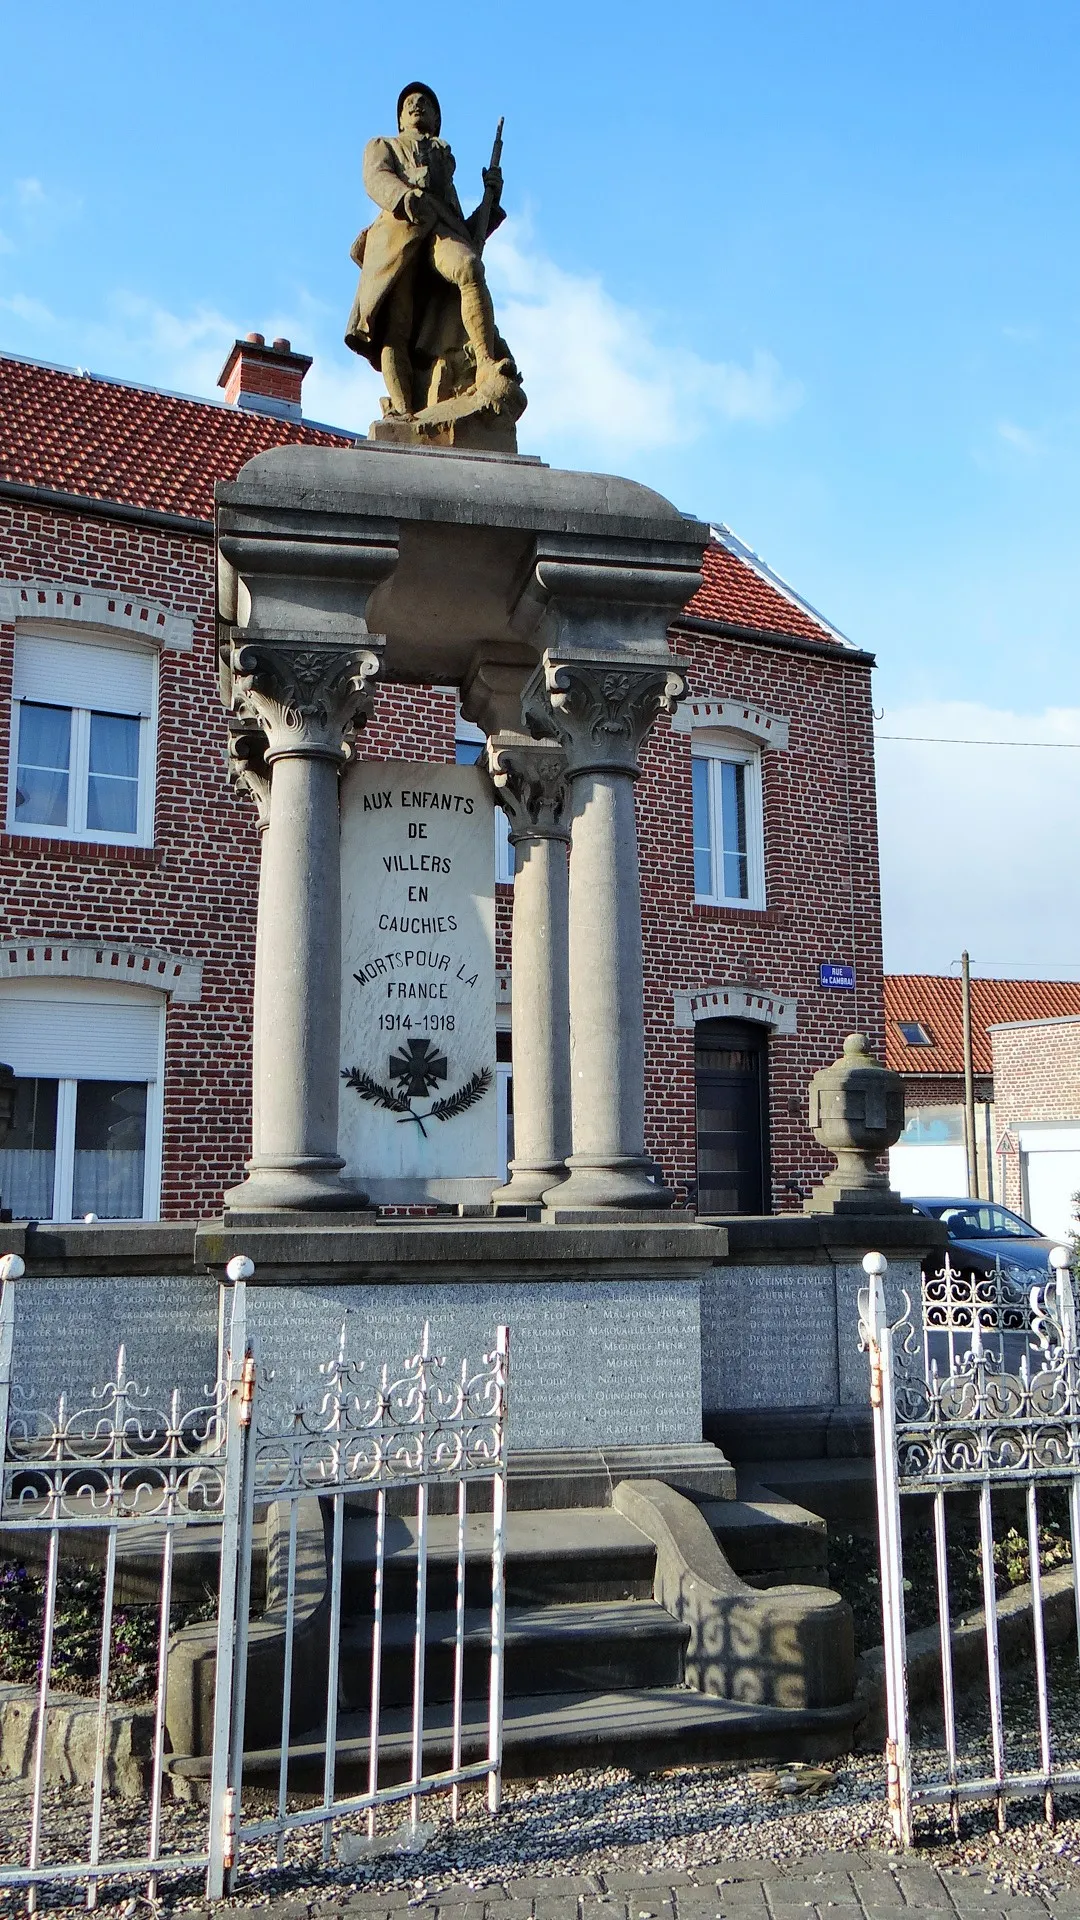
[{"x1": 472, "y1": 116, "x2": 504, "y2": 252}]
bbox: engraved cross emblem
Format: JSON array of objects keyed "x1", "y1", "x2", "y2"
[{"x1": 389, "y1": 1036, "x2": 449, "y2": 1098}]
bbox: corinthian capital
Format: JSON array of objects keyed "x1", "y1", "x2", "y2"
[
  {"x1": 227, "y1": 720, "x2": 272, "y2": 831},
  {"x1": 522, "y1": 651, "x2": 688, "y2": 777},
  {"x1": 230, "y1": 631, "x2": 384, "y2": 761},
  {"x1": 487, "y1": 735, "x2": 570, "y2": 842}
]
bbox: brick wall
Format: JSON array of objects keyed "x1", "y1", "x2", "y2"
[
  {"x1": 992, "y1": 1019, "x2": 1080, "y2": 1211},
  {"x1": 901, "y1": 1074, "x2": 992, "y2": 1110},
  {"x1": 638, "y1": 629, "x2": 885, "y2": 1209},
  {"x1": 1, "y1": 497, "x2": 886, "y2": 1219}
]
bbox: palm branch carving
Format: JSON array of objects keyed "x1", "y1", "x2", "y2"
[
  {"x1": 341, "y1": 1062, "x2": 493, "y2": 1133},
  {"x1": 429, "y1": 1066, "x2": 493, "y2": 1123},
  {"x1": 341, "y1": 1067, "x2": 412, "y2": 1116}
]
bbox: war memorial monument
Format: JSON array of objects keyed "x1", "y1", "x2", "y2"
[{"x1": 0, "y1": 90, "x2": 940, "y2": 1748}]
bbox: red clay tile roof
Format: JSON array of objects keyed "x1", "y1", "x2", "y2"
[
  {"x1": 0, "y1": 353, "x2": 353, "y2": 522},
  {"x1": 686, "y1": 537, "x2": 839, "y2": 642},
  {"x1": 0, "y1": 354, "x2": 847, "y2": 644},
  {"x1": 885, "y1": 975, "x2": 1080, "y2": 1076}
]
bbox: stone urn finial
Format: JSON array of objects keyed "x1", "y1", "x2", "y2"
[{"x1": 804, "y1": 1032, "x2": 907, "y2": 1215}]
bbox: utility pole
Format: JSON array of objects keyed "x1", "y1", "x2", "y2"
[{"x1": 961, "y1": 950, "x2": 978, "y2": 1198}]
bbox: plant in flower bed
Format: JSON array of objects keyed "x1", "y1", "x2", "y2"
[
  {"x1": 0, "y1": 1561, "x2": 215, "y2": 1701},
  {"x1": 829, "y1": 1489, "x2": 1073, "y2": 1654}
]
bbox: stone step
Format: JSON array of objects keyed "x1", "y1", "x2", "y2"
[
  {"x1": 338, "y1": 1599, "x2": 687, "y2": 1708},
  {"x1": 169, "y1": 1687, "x2": 859, "y2": 1788},
  {"x1": 342, "y1": 1506, "x2": 657, "y2": 1611},
  {"x1": 735, "y1": 1459, "x2": 877, "y2": 1532},
  {"x1": 703, "y1": 1495, "x2": 830, "y2": 1589}
]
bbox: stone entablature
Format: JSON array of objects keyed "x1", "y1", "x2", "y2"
[
  {"x1": 0, "y1": 940, "x2": 203, "y2": 1002},
  {"x1": 673, "y1": 984, "x2": 797, "y2": 1035},
  {"x1": 0, "y1": 582, "x2": 194, "y2": 652}
]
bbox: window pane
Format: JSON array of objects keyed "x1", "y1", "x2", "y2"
[
  {"x1": 86, "y1": 712, "x2": 140, "y2": 834},
  {"x1": 692, "y1": 756, "x2": 713, "y2": 896},
  {"x1": 72, "y1": 1080, "x2": 147, "y2": 1219},
  {"x1": 719, "y1": 759, "x2": 749, "y2": 900},
  {"x1": 0, "y1": 1077, "x2": 58, "y2": 1217},
  {"x1": 14, "y1": 704, "x2": 71, "y2": 829}
]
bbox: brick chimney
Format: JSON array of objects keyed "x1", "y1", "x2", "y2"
[{"x1": 217, "y1": 332, "x2": 312, "y2": 423}]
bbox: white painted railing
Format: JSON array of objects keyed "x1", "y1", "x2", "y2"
[
  {"x1": 860, "y1": 1244, "x2": 1080, "y2": 1843},
  {"x1": 0, "y1": 1251, "x2": 509, "y2": 1906}
]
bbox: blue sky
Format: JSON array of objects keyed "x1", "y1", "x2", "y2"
[{"x1": 2, "y1": 1, "x2": 1079, "y2": 977}]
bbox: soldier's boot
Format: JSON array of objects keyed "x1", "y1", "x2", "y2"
[
  {"x1": 460, "y1": 272, "x2": 499, "y2": 376},
  {"x1": 380, "y1": 342, "x2": 413, "y2": 416}
]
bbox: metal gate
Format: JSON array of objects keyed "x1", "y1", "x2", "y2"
[
  {"x1": 0, "y1": 1252, "x2": 509, "y2": 1906},
  {"x1": 860, "y1": 1243, "x2": 1080, "y2": 1844},
  {"x1": 218, "y1": 1280, "x2": 510, "y2": 1894}
]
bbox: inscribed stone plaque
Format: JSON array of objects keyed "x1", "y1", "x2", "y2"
[
  {"x1": 247, "y1": 1278, "x2": 702, "y2": 1450},
  {"x1": 10, "y1": 1275, "x2": 219, "y2": 1413},
  {"x1": 700, "y1": 1264, "x2": 840, "y2": 1413},
  {"x1": 340, "y1": 762, "x2": 497, "y2": 1202}
]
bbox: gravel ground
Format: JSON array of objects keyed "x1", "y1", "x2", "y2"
[
  {"x1": 4, "y1": 1638, "x2": 1080, "y2": 1913},
  {"x1": 5, "y1": 1748, "x2": 1080, "y2": 1915}
]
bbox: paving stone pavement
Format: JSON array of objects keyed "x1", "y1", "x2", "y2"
[{"x1": 217, "y1": 1858, "x2": 1080, "y2": 1920}]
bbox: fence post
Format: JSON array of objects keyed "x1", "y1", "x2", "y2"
[
  {"x1": 206, "y1": 1259, "x2": 255, "y2": 1901},
  {"x1": 860, "y1": 1251, "x2": 912, "y2": 1845},
  {"x1": 0, "y1": 1253, "x2": 25, "y2": 1470}
]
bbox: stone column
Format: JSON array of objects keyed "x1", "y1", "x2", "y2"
[
  {"x1": 486, "y1": 735, "x2": 572, "y2": 1207},
  {"x1": 226, "y1": 721, "x2": 271, "y2": 1163},
  {"x1": 523, "y1": 653, "x2": 687, "y2": 1212},
  {"x1": 223, "y1": 635, "x2": 383, "y2": 1213}
]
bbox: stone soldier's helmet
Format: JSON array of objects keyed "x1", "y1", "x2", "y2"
[{"x1": 397, "y1": 83, "x2": 442, "y2": 134}]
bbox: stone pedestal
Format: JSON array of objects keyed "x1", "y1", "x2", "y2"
[
  {"x1": 216, "y1": 443, "x2": 708, "y2": 1216},
  {"x1": 486, "y1": 735, "x2": 571, "y2": 1206}
]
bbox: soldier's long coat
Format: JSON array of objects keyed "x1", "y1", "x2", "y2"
[{"x1": 345, "y1": 132, "x2": 501, "y2": 367}]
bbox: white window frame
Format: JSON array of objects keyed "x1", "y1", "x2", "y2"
[
  {"x1": 6, "y1": 631, "x2": 158, "y2": 849},
  {"x1": 692, "y1": 734, "x2": 766, "y2": 910},
  {"x1": 455, "y1": 712, "x2": 514, "y2": 885},
  {"x1": 0, "y1": 979, "x2": 165, "y2": 1221}
]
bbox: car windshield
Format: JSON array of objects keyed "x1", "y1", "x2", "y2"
[{"x1": 928, "y1": 1202, "x2": 1040, "y2": 1239}]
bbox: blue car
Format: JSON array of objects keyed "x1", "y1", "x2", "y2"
[
  {"x1": 907, "y1": 1197, "x2": 1062, "y2": 1373},
  {"x1": 907, "y1": 1197, "x2": 1059, "y2": 1279}
]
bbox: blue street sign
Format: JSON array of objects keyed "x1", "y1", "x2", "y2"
[{"x1": 819, "y1": 963, "x2": 856, "y2": 991}]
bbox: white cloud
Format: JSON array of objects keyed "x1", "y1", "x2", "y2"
[
  {"x1": 876, "y1": 701, "x2": 1080, "y2": 977},
  {"x1": 484, "y1": 220, "x2": 802, "y2": 457},
  {"x1": 996, "y1": 419, "x2": 1041, "y2": 456},
  {"x1": 0, "y1": 292, "x2": 55, "y2": 325}
]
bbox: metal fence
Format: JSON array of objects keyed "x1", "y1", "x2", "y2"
[
  {"x1": 860, "y1": 1243, "x2": 1080, "y2": 1844},
  {"x1": 0, "y1": 1251, "x2": 509, "y2": 1906},
  {"x1": 224, "y1": 1296, "x2": 510, "y2": 1891}
]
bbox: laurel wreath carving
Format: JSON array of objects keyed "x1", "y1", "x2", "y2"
[{"x1": 341, "y1": 1064, "x2": 493, "y2": 1137}]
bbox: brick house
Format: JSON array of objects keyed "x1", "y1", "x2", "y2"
[
  {"x1": 884, "y1": 974, "x2": 1080, "y2": 1229},
  {"x1": 990, "y1": 1016, "x2": 1080, "y2": 1241},
  {"x1": 0, "y1": 337, "x2": 887, "y2": 1222}
]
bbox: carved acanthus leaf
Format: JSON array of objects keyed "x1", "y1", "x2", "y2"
[
  {"x1": 486, "y1": 739, "x2": 570, "y2": 841},
  {"x1": 227, "y1": 721, "x2": 272, "y2": 829},
  {"x1": 231, "y1": 637, "x2": 384, "y2": 759},
  {"x1": 523, "y1": 657, "x2": 688, "y2": 776}
]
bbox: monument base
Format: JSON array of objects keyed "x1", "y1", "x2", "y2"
[
  {"x1": 543, "y1": 1154, "x2": 675, "y2": 1212},
  {"x1": 223, "y1": 1155, "x2": 369, "y2": 1214}
]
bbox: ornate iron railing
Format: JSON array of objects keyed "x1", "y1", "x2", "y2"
[{"x1": 860, "y1": 1245, "x2": 1080, "y2": 1845}]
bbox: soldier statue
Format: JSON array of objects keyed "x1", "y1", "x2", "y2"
[{"x1": 345, "y1": 82, "x2": 526, "y2": 446}]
